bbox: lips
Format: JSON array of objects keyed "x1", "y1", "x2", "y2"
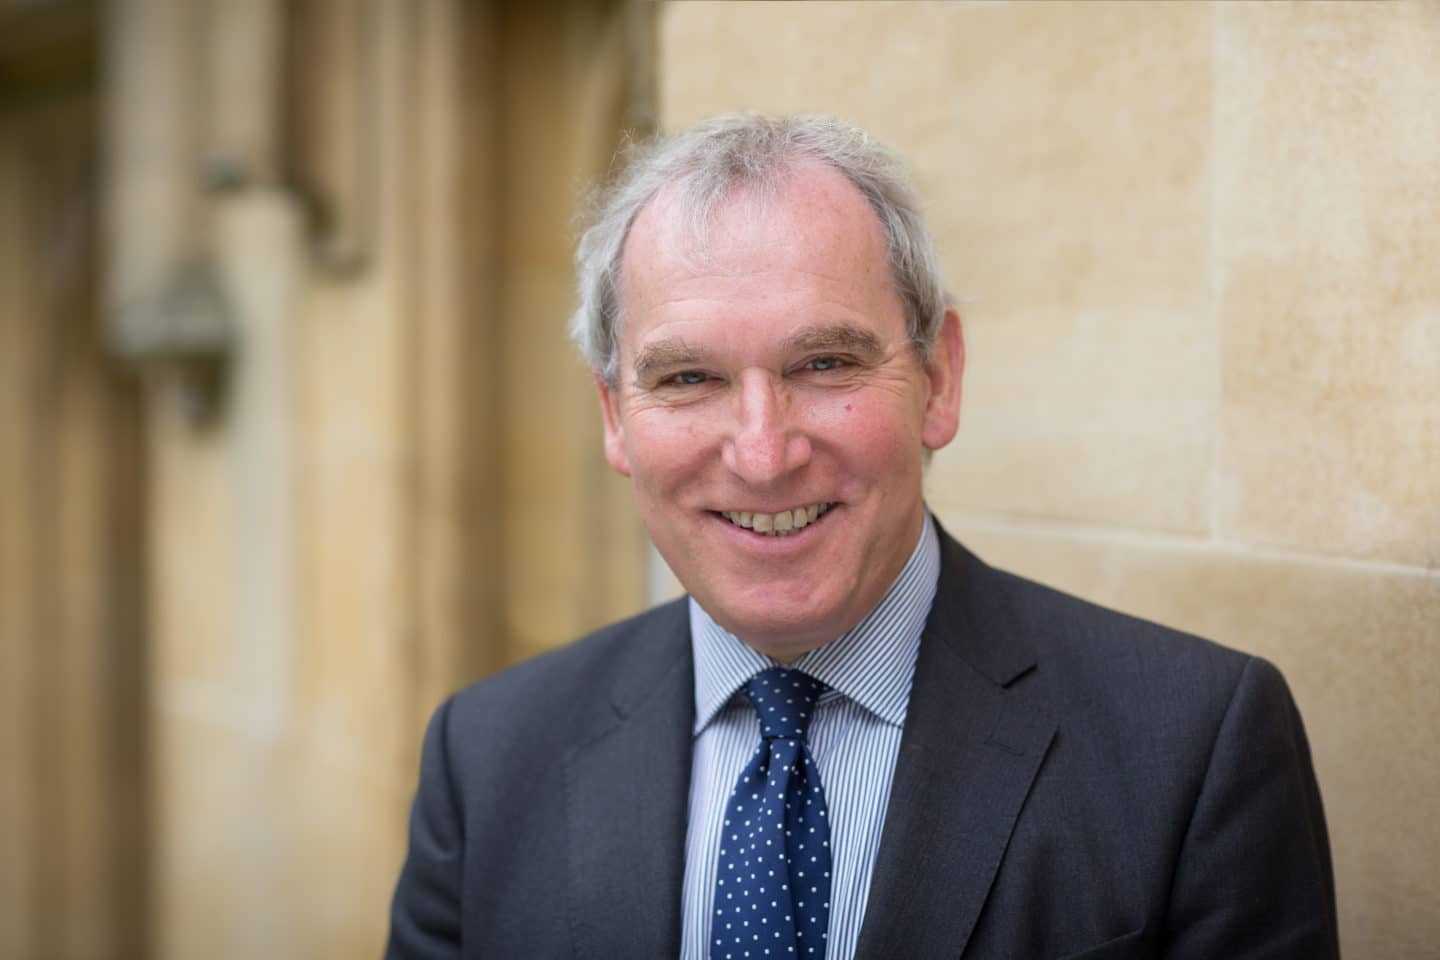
[{"x1": 718, "y1": 502, "x2": 833, "y2": 536}]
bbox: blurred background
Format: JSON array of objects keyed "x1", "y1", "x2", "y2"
[{"x1": 0, "y1": 1, "x2": 1435, "y2": 957}]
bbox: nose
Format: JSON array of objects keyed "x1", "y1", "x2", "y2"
[{"x1": 721, "y1": 370, "x2": 812, "y2": 485}]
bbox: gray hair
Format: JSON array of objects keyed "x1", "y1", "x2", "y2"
[{"x1": 570, "y1": 113, "x2": 950, "y2": 386}]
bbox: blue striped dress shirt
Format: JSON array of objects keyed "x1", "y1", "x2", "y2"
[{"x1": 680, "y1": 516, "x2": 941, "y2": 960}]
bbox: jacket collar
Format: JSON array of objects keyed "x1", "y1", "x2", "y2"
[
  {"x1": 854, "y1": 527, "x2": 1056, "y2": 959},
  {"x1": 563, "y1": 598, "x2": 694, "y2": 958}
]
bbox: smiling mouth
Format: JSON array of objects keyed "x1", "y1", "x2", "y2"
[{"x1": 716, "y1": 502, "x2": 834, "y2": 537}]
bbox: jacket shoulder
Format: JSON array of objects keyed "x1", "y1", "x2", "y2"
[{"x1": 936, "y1": 532, "x2": 1262, "y2": 720}]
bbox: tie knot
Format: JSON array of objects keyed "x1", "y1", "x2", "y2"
[{"x1": 744, "y1": 667, "x2": 826, "y2": 741}]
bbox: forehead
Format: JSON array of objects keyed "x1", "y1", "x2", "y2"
[{"x1": 616, "y1": 162, "x2": 901, "y2": 354}]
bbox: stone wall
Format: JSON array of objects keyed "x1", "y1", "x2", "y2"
[{"x1": 659, "y1": 2, "x2": 1439, "y2": 957}]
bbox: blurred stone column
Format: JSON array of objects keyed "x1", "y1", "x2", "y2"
[
  {"x1": 100, "y1": 0, "x2": 655, "y2": 953},
  {"x1": 1, "y1": 3, "x2": 148, "y2": 956},
  {"x1": 107, "y1": 0, "x2": 305, "y2": 954}
]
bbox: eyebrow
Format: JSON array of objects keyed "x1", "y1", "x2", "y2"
[
  {"x1": 780, "y1": 322, "x2": 884, "y2": 357},
  {"x1": 632, "y1": 338, "x2": 705, "y2": 383},
  {"x1": 629, "y1": 322, "x2": 886, "y2": 383}
]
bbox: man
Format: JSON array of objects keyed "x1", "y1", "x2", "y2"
[{"x1": 388, "y1": 114, "x2": 1338, "y2": 959}]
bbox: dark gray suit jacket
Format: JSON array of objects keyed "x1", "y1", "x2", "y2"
[{"x1": 388, "y1": 529, "x2": 1338, "y2": 959}]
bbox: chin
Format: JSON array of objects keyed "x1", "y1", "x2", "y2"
[{"x1": 713, "y1": 596, "x2": 846, "y2": 654}]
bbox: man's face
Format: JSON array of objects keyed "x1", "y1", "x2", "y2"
[{"x1": 597, "y1": 163, "x2": 963, "y2": 660}]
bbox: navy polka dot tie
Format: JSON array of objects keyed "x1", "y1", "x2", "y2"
[{"x1": 711, "y1": 668, "x2": 832, "y2": 960}]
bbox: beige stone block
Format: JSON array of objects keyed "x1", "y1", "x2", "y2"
[
  {"x1": 153, "y1": 688, "x2": 409, "y2": 959},
  {"x1": 1215, "y1": 2, "x2": 1440, "y2": 567},
  {"x1": 661, "y1": 1, "x2": 1219, "y2": 533},
  {"x1": 152, "y1": 701, "x2": 291, "y2": 958},
  {"x1": 289, "y1": 730, "x2": 409, "y2": 957},
  {"x1": 660, "y1": 2, "x2": 957, "y2": 130},
  {"x1": 659, "y1": 1, "x2": 1216, "y2": 308},
  {"x1": 300, "y1": 446, "x2": 415, "y2": 767},
  {"x1": 937, "y1": 510, "x2": 1440, "y2": 960},
  {"x1": 150, "y1": 409, "x2": 235, "y2": 687},
  {"x1": 300, "y1": 282, "x2": 407, "y2": 466},
  {"x1": 930, "y1": 300, "x2": 1218, "y2": 535},
  {"x1": 298, "y1": 274, "x2": 419, "y2": 768}
]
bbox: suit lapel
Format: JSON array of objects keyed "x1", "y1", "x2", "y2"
[
  {"x1": 855, "y1": 532, "x2": 1057, "y2": 960},
  {"x1": 564, "y1": 602, "x2": 694, "y2": 959}
]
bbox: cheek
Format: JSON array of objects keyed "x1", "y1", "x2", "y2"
[
  {"x1": 810, "y1": 393, "x2": 922, "y2": 452},
  {"x1": 623, "y1": 413, "x2": 712, "y2": 483},
  {"x1": 855, "y1": 417, "x2": 919, "y2": 467}
]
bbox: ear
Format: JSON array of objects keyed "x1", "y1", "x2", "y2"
[
  {"x1": 595, "y1": 373, "x2": 632, "y2": 477},
  {"x1": 920, "y1": 307, "x2": 964, "y2": 451}
]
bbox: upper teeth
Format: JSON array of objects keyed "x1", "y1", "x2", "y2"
[{"x1": 721, "y1": 503, "x2": 831, "y2": 536}]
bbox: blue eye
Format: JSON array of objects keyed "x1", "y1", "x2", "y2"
[
  {"x1": 668, "y1": 371, "x2": 709, "y2": 385},
  {"x1": 806, "y1": 356, "x2": 845, "y2": 372}
]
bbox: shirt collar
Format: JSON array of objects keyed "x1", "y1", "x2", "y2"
[{"x1": 690, "y1": 514, "x2": 941, "y2": 735}]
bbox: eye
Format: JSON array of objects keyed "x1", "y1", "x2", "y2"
[
  {"x1": 666, "y1": 370, "x2": 710, "y2": 386},
  {"x1": 805, "y1": 356, "x2": 847, "y2": 372}
]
